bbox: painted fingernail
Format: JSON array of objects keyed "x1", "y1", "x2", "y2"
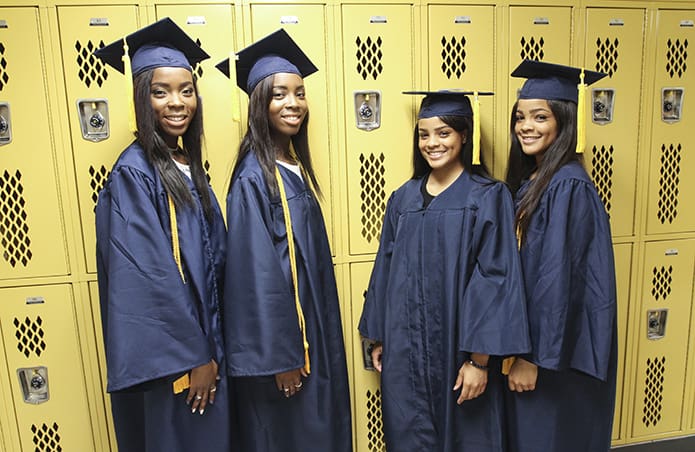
[{"x1": 199, "y1": 409, "x2": 205, "y2": 415}]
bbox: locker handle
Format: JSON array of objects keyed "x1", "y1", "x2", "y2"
[{"x1": 647, "y1": 309, "x2": 668, "y2": 340}]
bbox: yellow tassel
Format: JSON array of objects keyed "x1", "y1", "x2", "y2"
[
  {"x1": 168, "y1": 194, "x2": 186, "y2": 283},
  {"x1": 575, "y1": 69, "x2": 586, "y2": 154},
  {"x1": 122, "y1": 38, "x2": 137, "y2": 133},
  {"x1": 472, "y1": 91, "x2": 481, "y2": 165},
  {"x1": 229, "y1": 51, "x2": 240, "y2": 122},
  {"x1": 275, "y1": 167, "x2": 310, "y2": 374}
]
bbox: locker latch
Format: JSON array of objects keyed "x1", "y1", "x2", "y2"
[
  {"x1": 77, "y1": 98, "x2": 110, "y2": 142},
  {"x1": 17, "y1": 366, "x2": 49, "y2": 404},
  {"x1": 647, "y1": 309, "x2": 668, "y2": 340},
  {"x1": 0, "y1": 102, "x2": 11, "y2": 146},
  {"x1": 592, "y1": 88, "x2": 615, "y2": 125},
  {"x1": 354, "y1": 90, "x2": 381, "y2": 131},
  {"x1": 662, "y1": 88, "x2": 684, "y2": 123}
]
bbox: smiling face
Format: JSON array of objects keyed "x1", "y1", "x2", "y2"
[
  {"x1": 417, "y1": 116, "x2": 466, "y2": 175},
  {"x1": 149, "y1": 66, "x2": 197, "y2": 148},
  {"x1": 513, "y1": 98, "x2": 558, "y2": 164},
  {"x1": 268, "y1": 72, "x2": 307, "y2": 144}
]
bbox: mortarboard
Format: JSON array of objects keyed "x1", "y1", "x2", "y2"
[
  {"x1": 511, "y1": 60, "x2": 607, "y2": 153},
  {"x1": 403, "y1": 90, "x2": 494, "y2": 165}
]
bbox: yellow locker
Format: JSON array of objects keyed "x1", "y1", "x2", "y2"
[
  {"x1": 154, "y1": 6, "x2": 240, "y2": 208},
  {"x1": 646, "y1": 10, "x2": 695, "y2": 235},
  {"x1": 342, "y1": 4, "x2": 415, "y2": 256},
  {"x1": 426, "y1": 5, "x2": 496, "y2": 173},
  {"x1": 349, "y1": 260, "x2": 384, "y2": 452},
  {"x1": 631, "y1": 239, "x2": 695, "y2": 438},
  {"x1": 0, "y1": 7, "x2": 69, "y2": 280},
  {"x1": 56, "y1": 6, "x2": 140, "y2": 274},
  {"x1": 249, "y1": 5, "x2": 335, "y2": 251},
  {"x1": 584, "y1": 9, "x2": 644, "y2": 239},
  {"x1": 0, "y1": 284, "x2": 95, "y2": 451},
  {"x1": 612, "y1": 242, "x2": 633, "y2": 442}
]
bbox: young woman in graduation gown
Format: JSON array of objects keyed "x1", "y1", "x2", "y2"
[
  {"x1": 94, "y1": 18, "x2": 230, "y2": 452},
  {"x1": 504, "y1": 60, "x2": 618, "y2": 452},
  {"x1": 359, "y1": 91, "x2": 531, "y2": 452},
  {"x1": 217, "y1": 30, "x2": 352, "y2": 452}
]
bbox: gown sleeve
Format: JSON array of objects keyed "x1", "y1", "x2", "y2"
[
  {"x1": 358, "y1": 192, "x2": 399, "y2": 343},
  {"x1": 223, "y1": 175, "x2": 305, "y2": 376},
  {"x1": 525, "y1": 178, "x2": 617, "y2": 381},
  {"x1": 457, "y1": 183, "x2": 531, "y2": 356},
  {"x1": 96, "y1": 166, "x2": 212, "y2": 392}
]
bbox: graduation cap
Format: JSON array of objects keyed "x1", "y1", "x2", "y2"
[
  {"x1": 403, "y1": 90, "x2": 494, "y2": 165},
  {"x1": 511, "y1": 60, "x2": 607, "y2": 153},
  {"x1": 94, "y1": 17, "x2": 210, "y2": 131}
]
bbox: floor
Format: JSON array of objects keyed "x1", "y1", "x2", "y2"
[{"x1": 612, "y1": 436, "x2": 695, "y2": 451}]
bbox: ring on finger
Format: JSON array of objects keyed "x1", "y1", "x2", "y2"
[
  {"x1": 210, "y1": 386, "x2": 217, "y2": 393},
  {"x1": 294, "y1": 381, "x2": 303, "y2": 389},
  {"x1": 195, "y1": 395, "x2": 202, "y2": 400}
]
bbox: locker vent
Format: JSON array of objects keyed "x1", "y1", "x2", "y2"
[
  {"x1": 440, "y1": 36, "x2": 466, "y2": 79},
  {"x1": 642, "y1": 356, "x2": 666, "y2": 427},
  {"x1": 31, "y1": 422, "x2": 62, "y2": 452},
  {"x1": 590, "y1": 144, "x2": 614, "y2": 214},
  {"x1": 657, "y1": 144, "x2": 681, "y2": 224},
  {"x1": 0, "y1": 169, "x2": 32, "y2": 267},
  {"x1": 75, "y1": 40, "x2": 108, "y2": 88},
  {"x1": 356, "y1": 36, "x2": 384, "y2": 80},
  {"x1": 595, "y1": 37, "x2": 619, "y2": 77},
  {"x1": 666, "y1": 38, "x2": 688, "y2": 78},
  {"x1": 519, "y1": 37, "x2": 544, "y2": 61},
  {"x1": 194, "y1": 38, "x2": 205, "y2": 80},
  {"x1": 89, "y1": 165, "x2": 110, "y2": 208},
  {"x1": 651, "y1": 266, "x2": 673, "y2": 301},
  {"x1": 359, "y1": 153, "x2": 386, "y2": 243},
  {"x1": 204, "y1": 159, "x2": 211, "y2": 184},
  {"x1": 366, "y1": 388, "x2": 386, "y2": 451},
  {"x1": 14, "y1": 316, "x2": 46, "y2": 358},
  {"x1": 0, "y1": 42, "x2": 9, "y2": 91}
]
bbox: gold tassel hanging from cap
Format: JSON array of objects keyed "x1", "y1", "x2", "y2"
[
  {"x1": 472, "y1": 91, "x2": 481, "y2": 165},
  {"x1": 575, "y1": 69, "x2": 586, "y2": 154},
  {"x1": 229, "y1": 51, "x2": 241, "y2": 122},
  {"x1": 122, "y1": 38, "x2": 137, "y2": 133}
]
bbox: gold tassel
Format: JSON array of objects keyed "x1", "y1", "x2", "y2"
[
  {"x1": 229, "y1": 51, "x2": 240, "y2": 122},
  {"x1": 472, "y1": 91, "x2": 481, "y2": 165},
  {"x1": 275, "y1": 167, "x2": 310, "y2": 375},
  {"x1": 122, "y1": 38, "x2": 137, "y2": 133},
  {"x1": 168, "y1": 194, "x2": 186, "y2": 283},
  {"x1": 575, "y1": 69, "x2": 586, "y2": 154}
]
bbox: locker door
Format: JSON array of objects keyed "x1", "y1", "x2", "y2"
[
  {"x1": 612, "y1": 242, "x2": 633, "y2": 441},
  {"x1": 349, "y1": 261, "x2": 384, "y2": 452},
  {"x1": 0, "y1": 284, "x2": 94, "y2": 451},
  {"x1": 342, "y1": 4, "x2": 415, "y2": 256},
  {"x1": 646, "y1": 10, "x2": 695, "y2": 235},
  {"x1": 427, "y1": 5, "x2": 497, "y2": 172},
  {"x1": 56, "y1": 6, "x2": 139, "y2": 274},
  {"x1": 249, "y1": 5, "x2": 335, "y2": 251},
  {"x1": 631, "y1": 240, "x2": 695, "y2": 438},
  {"x1": 584, "y1": 9, "x2": 645, "y2": 238},
  {"x1": 154, "y1": 6, "x2": 239, "y2": 209},
  {"x1": 0, "y1": 7, "x2": 69, "y2": 280}
]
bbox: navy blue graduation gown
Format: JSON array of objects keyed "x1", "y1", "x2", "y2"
[
  {"x1": 95, "y1": 142, "x2": 231, "y2": 452},
  {"x1": 359, "y1": 171, "x2": 531, "y2": 452},
  {"x1": 223, "y1": 153, "x2": 352, "y2": 452},
  {"x1": 506, "y1": 161, "x2": 618, "y2": 452}
]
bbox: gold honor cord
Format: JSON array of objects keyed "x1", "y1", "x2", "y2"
[
  {"x1": 168, "y1": 194, "x2": 186, "y2": 283},
  {"x1": 275, "y1": 167, "x2": 311, "y2": 375}
]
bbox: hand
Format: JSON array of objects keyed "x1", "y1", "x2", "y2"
[
  {"x1": 453, "y1": 355, "x2": 488, "y2": 404},
  {"x1": 187, "y1": 359, "x2": 219, "y2": 414},
  {"x1": 507, "y1": 357, "x2": 538, "y2": 392},
  {"x1": 371, "y1": 343, "x2": 383, "y2": 373},
  {"x1": 275, "y1": 367, "x2": 308, "y2": 398}
]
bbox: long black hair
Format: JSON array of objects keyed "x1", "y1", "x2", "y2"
[
  {"x1": 231, "y1": 75, "x2": 322, "y2": 199},
  {"x1": 133, "y1": 69, "x2": 214, "y2": 221},
  {"x1": 505, "y1": 99, "x2": 579, "y2": 243},
  {"x1": 411, "y1": 115, "x2": 491, "y2": 179}
]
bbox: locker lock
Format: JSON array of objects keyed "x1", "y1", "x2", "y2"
[
  {"x1": 77, "y1": 98, "x2": 110, "y2": 142},
  {"x1": 591, "y1": 89, "x2": 615, "y2": 125},
  {"x1": 354, "y1": 90, "x2": 382, "y2": 131},
  {"x1": 0, "y1": 102, "x2": 11, "y2": 145},
  {"x1": 647, "y1": 309, "x2": 668, "y2": 340},
  {"x1": 662, "y1": 88, "x2": 684, "y2": 123},
  {"x1": 17, "y1": 366, "x2": 49, "y2": 404}
]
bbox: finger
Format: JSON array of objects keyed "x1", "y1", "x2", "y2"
[
  {"x1": 190, "y1": 393, "x2": 203, "y2": 413},
  {"x1": 197, "y1": 393, "x2": 209, "y2": 415},
  {"x1": 453, "y1": 372, "x2": 463, "y2": 391},
  {"x1": 301, "y1": 368, "x2": 309, "y2": 378},
  {"x1": 208, "y1": 385, "x2": 217, "y2": 405}
]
